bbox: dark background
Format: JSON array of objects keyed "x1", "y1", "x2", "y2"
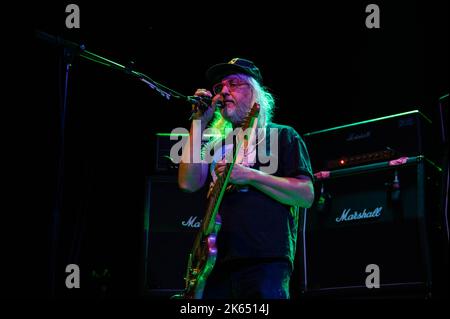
[{"x1": 9, "y1": 0, "x2": 447, "y2": 298}]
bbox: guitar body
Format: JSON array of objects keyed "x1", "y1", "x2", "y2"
[{"x1": 183, "y1": 214, "x2": 221, "y2": 299}]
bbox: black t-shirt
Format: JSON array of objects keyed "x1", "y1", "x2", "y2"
[{"x1": 205, "y1": 122, "x2": 314, "y2": 267}]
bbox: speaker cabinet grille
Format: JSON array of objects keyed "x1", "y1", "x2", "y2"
[
  {"x1": 303, "y1": 157, "x2": 445, "y2": 297},
  {"x1": 142, "y1": 176, "x2": 207, "y2": 297}
]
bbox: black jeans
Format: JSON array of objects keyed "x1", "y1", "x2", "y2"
[{"x1": 202, "y1": 259, "x2": 292, "y2": 299}]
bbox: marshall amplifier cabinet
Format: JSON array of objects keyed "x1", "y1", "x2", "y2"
[
  {"x1": 141, "y1": 176, "x2": 208, "y2": 297},
  {"x1": 302, "y1": 156, "x2": 448, "y2": 298},
  {"x1": 303, "y1": 110, "x2": 434, "y2": 172}
]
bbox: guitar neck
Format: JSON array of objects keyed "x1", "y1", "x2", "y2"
[
  {"x1": 202, "y1": 139, "x2": 244, "y2": 235},
  {"x1": 200, "y1": 103, "x2": 260, "y2": 236}
]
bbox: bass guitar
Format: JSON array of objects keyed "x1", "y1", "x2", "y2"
[{"x1": 181, "y1": 103, "x2": 260, "y2": 299}]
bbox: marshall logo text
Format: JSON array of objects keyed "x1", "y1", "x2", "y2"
[
  {"x1": 346, "y1": 131, "x2": 371, "y2": 142},
  {"x1": 336, "y1": 207, "x2": 383, "y2": 223},
  {"x1": 182, "y1": 216, "x2": 202, "y2": 228}
]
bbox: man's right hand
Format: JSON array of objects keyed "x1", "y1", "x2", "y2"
[{"x1": 191, "y1": 89, "x2": 218, "y2": 125}]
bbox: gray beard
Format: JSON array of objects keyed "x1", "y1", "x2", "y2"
[{"x1": 226, "y1": 105, "x2": 248, "y2": 126}]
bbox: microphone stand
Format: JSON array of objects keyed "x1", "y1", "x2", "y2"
[
  {"x1": 36, "y1": 30, "x2": 195, "y2": 103},
  {"x1": 35, "y1": 30, "x2": 197, "y2": 297}
]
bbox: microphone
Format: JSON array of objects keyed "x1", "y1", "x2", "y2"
[
  {"x1": 391, "y1": 170, "x2": 400, "y2": 202},
  {"x1": 187, "y1": 95, "x2": 211, "y2": 104},
  {"x1": 316, "y1": 183, "x2": 331, "y2": 213},
  {"x1": 186, "y1": 96, "x2": 224, "y2": 109}
]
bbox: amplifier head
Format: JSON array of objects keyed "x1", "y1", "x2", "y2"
[{"x1": 303, "y1": 110, "x2": 433, "y2": 171}]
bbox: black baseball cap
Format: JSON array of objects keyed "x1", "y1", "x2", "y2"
[{"x1": 206, "y1": 58, "x2": 263, "y2": 85}]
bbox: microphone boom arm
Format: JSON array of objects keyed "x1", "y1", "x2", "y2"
[{"x1": 35, "y1": 30, "x2": 193, "y2": 104}]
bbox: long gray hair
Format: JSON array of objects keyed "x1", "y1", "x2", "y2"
[{"x1": 201, "y1": 74, "x2": 276, "y2": 158}]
